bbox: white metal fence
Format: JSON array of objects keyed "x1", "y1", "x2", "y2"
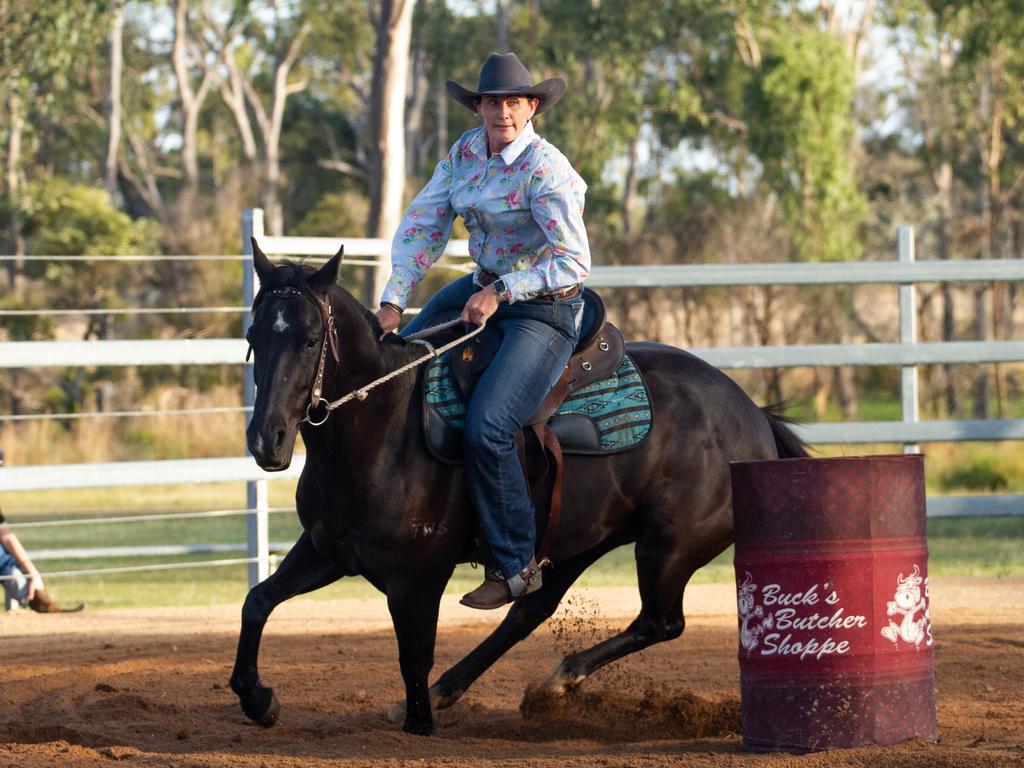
[{"x1": 1, "y1": 213, "x2": 1022, "y2": 596}]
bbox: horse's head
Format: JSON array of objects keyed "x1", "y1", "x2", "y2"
[{"x1": 245, "y1": 238, "x2": 344, "y2": 469}]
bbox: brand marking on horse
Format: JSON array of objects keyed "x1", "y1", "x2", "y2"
[
  {"x1": 411, "y1": 520, "x2": 448, "y2": 537},
  {"x1": 273, "y1": 309, "x2": 289, "y2": 333}
]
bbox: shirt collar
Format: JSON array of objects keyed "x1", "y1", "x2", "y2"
[{"x1": 498, "y1": 121, "x2": 536, "y2": 165}]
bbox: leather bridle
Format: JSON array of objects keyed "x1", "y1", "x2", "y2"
[{"x1": 248, "y1": 285, "x2": 340, "y2": 425}]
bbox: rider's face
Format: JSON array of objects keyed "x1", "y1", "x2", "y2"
[{"x1": 475, "y1": 95, "x2": 539, "y2": 155}]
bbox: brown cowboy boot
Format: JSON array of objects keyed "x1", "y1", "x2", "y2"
[
  {"x1": 28, "y1": 588, "x2": 84, "y2": 613},
  {"x1": 460, "y1": 559, "x2": 543, "y2": 610}
]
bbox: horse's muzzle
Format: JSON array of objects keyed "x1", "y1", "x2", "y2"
[{"x1": 246, "y1": 416, "x2": 295, "y2": 471}]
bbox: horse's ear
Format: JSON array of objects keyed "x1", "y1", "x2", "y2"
[
  {"x1": 251, "y1": 237, "x2": 274, "y2": 282},
  {"x1": 310, "y1": 244, "x2": 344, "y2": 292}
]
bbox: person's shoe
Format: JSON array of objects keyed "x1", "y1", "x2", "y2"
[
  {"x1": 28, "y1": 589, "x2": 84, "y2": 614},
  {"x1": 460, "y1": 559, "x2": 543, "y2": 610}
]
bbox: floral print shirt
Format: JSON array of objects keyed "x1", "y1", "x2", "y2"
[{"x1": 380, "y1": 122, "x2": 590, "y2": 308}]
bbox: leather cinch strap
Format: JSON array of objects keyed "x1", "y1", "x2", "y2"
[{"x1": 531, "y1": 422, "x2": 564, "y2": 563}]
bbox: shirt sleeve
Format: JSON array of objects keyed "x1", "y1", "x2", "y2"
[
  {"x1": 501, "y1": 154, "x2": 590, "y2": 303},
  {"x1": 380, "y1": 149, "x2": 458, "y2": 309}
]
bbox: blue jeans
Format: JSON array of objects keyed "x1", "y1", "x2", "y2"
[
  {"x1": 403, "y1": 274, "x2": 583, "y2": 578},
  {"x1": 0, "y1": 547, "x2": 28, "y2": 607}
]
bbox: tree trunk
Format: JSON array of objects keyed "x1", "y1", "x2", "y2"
[
  {"x1": 4, "y1": 88, "x2": 26, "y2": 296},
  {"x1": 621, "y1": 133, "x2": 641, "y2": 238},
  {"x1": 986, "y1": 55, "x2": 1007, "y2": 418},
  {"x1": 366, "y1": 0, "x2": 415, "y2": 306},
  {"x1": 406, "y1": 44, "x2": 430, "y2": 177},
  {"x1": 224, "y1": 17, "x2": 309, "y2": 238},
  {"x1": 104, "y1": 1, "x2": 125, "y2": 200},
  {"x1": 969, "y1": 62, "x2": 993, "y2": 419},
  {"x1": 172, "y1": 0, "x2": 217, "y2": 246},
  {"x1": 936, "y1": 159, "x2": 956, "y2": 415},
  {"x1": 928, "y1": 33, "x2": 958, "y2": 417},
  {"x1": 497, "y1": 0, "x2": 510, "y2": 50},
  {"x1": 435, "y1": 82, "x2": 448, "y2": 163},
  {"x1": 262, "y1": 23, "x2": 311, "y2": 236}
]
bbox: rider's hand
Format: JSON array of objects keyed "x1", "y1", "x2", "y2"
[
  {"x1": 26, "y1": 571, "x2": 43, "y2": 601},
  {"x1": 461, "y1": 286, "x2": 502, "y2": 326},
  {"x1": 375, "y1": 304, "x2": 402, "y2": 339}
]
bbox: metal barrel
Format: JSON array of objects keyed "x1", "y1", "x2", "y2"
[{"x1": 729, "y1": 454, "x2": 937, "y2": 753}]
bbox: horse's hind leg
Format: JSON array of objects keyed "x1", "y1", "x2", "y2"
[
  {"x1": 429, "y1": 541, "x2": 617, "y2": 710},
  {"x1": 543, "y1": 526, "x2": 721, "y2": 694},
  {"x1": 230, "y1": 531, "x2": 346, "y2": 727}
]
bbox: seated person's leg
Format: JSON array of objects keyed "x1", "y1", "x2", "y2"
[
  {"x1": 0, "y1": 550, "x2": 29, "y2": 608},
  {"x1": 460, "y1": 315, "x2": 575, "y2": 606}
]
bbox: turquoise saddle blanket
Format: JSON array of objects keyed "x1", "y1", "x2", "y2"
[{"x1": 422, "y1": 352, "x2": 653, "y2": 464}]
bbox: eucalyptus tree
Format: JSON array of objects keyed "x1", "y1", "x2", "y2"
[
  {"x1": 743, "y1": 23, "x2": 866, "y2": 263},
  {"x1": 364, "y1": 0, "x2": 415, "y2": 302},
  {"x1": 946, "y1": 0, "x2": 1024, "y2": 418},
  {"x1": 882, "y1": 0, "x2": 1024, "y2": 418},
  {"x1": 0, "y1": 0, "x2": 110, "y2": 284}
]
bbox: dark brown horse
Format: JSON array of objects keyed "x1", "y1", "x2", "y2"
[{"x1": 230, "y1": 241, "x2": 807, "y2": 735}]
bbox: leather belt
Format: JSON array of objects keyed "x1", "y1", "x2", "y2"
[
  {"x1": 535, "y1": 284, "x2": 581, "y2": 301},
  {"x1": 477, "y1": 269, "x2": 581, "y2": 301}
]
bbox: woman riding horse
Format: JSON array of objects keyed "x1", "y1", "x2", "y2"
[{"x1": 374, "y1": 52, "x2": 589, "y2": 610}]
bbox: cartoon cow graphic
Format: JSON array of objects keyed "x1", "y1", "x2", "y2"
[
  {"x1": 881, "y1": 565, "x2": 932, "y2": 648},
  {"x1": 737, "y1": 571, "x2": 772, "y2": 652}
]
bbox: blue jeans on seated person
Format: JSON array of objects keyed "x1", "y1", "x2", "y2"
[
  {"x1": 401, "y1": 273, "x2": 583, "y2": 580},
  {"x1": 0, "y1": 547, "x2": 29, "y2": 607}
]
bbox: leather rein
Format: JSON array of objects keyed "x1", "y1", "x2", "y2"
[{"x1": 249, "y1": 285, "x2": 483, "y2": 427}]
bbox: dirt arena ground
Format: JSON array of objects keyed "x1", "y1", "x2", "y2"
[{"x1": 1, "y1": 577, "x2": 1021, "y2": 768}]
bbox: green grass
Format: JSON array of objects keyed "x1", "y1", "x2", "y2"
[{"x1": 924, "y1": 516, "x2": 1024, "y2": 577}]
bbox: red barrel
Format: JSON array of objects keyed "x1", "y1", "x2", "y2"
[{"x1": 730, "y1": 454, "x2": 937, "y2": 753}]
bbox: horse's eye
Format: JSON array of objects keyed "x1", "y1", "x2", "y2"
[{"x1": 305, "y1": 338, "x2": 319, "y2": 350}]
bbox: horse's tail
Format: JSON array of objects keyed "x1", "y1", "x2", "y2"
[{"x1": 761, "y1": 405, "x2": 809, "y2": 459}]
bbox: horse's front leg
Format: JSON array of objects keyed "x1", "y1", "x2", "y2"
[
  {"x1": 230, "y1": 531, "x2": 345, "y2": 727},
  {"x1": 385, "y1": 574, "x2": 448, "y2": 735}
]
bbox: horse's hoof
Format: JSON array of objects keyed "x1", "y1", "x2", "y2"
[
  {"x1": 255, "y1": 695, "x2": 279, "y2": 728},
  {"x1": 541, "y1": 661, "x2": 586, "y2": 695},
  {"x1": 431, "y1": 689, "x2": 462, "y2": 711},
  {"x1": 240, "y1": 686, "x2": 279, "y2": 728},
  {"x1": 387, "y1": 687, "x2": 456, "y2": 723},
  {"x1": 403, "y1": 718, "x2": 434, "y2": 736}
]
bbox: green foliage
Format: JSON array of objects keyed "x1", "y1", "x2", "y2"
[
  {"x1": 0, "y1": 1, "x2": 110, "y2": 94},
  {"x1": 292, "y1": 190, "x2": 368, "y2": 238},
  {"x1": 24, "y1": 180, "x2": 161, "y2": 258},
  {"x1": 940, "y1": 457, "x2": 1009, "y2": 492},
  {"x1": 744, "y1": 25, "x2": 867, "y2": 261},
  {"x1": 19, "y1": 180, "x2": 161, "y2": 337}
]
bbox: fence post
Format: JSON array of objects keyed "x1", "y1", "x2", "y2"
[
  {"x1": 898, "y1": 225, "x2": 920, "y2": 454},
  {"x1": 242, "y1": 208, "x2": 270, "y2": 588}
]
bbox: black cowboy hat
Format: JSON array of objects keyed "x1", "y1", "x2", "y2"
[{"x1": 446, "y1": 52, "x2": 566, "y2": 115}]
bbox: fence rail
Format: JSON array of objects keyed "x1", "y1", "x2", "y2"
[{"x1": 2, "y1": 217, "x2": 1023, "y2": 597}]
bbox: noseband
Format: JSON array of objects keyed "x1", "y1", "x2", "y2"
[{"x1": 250, "y1": 284, "x2": 341, "y2": 425}]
